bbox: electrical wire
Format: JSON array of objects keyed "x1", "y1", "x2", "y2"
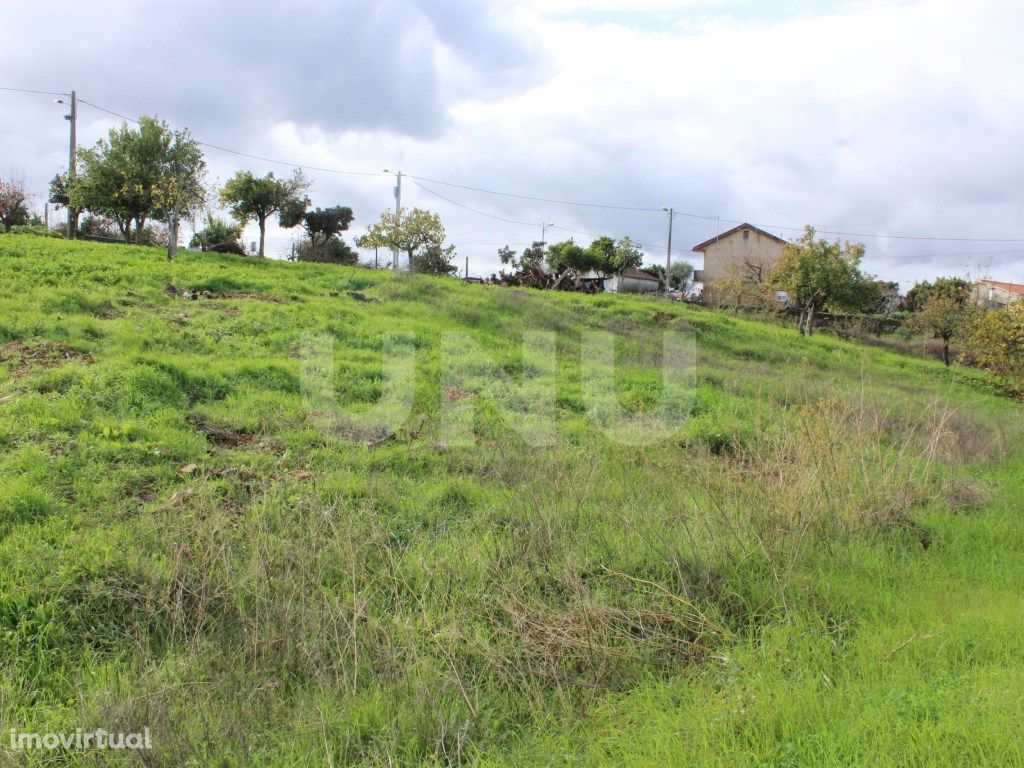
[
  {"x1": 405, "y1": 173, "x2": 664, "y2": 213},
  {"x1": 0, "y1": 86, "x2": 68, "y2": 97},
  {"x1": 409, "y1": 179, "x2": 538, "y2": 227},
  {"x1": 9, "y1": 88, "x2": 1024, "y2": 246}
]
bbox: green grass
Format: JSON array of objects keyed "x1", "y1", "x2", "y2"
[{"x1": 0, "y1": 234, "x2": 1021, "y2": 766}]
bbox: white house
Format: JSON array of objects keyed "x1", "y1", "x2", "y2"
[
  {"x1": 602, "y1": 267, "x2": 661, "y2": 293},
  {"x1": 973, "y1": 279, "x2": 1024, "y2": 308}
]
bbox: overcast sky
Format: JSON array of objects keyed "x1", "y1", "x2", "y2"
[{"x1": 3, "y1": 0, "x2": 1023, "y2": 286}]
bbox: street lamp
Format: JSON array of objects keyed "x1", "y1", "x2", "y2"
[{"x1": 541, "y1": 221, "x2": 554, "y2": 244}]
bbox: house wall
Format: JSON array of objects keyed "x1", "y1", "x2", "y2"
[
  {"x1": 973, "y1": 283, "x2": 1024, "y2": 308},
  {"x1": 699, "y1": 228, "x2": 786, "y2": 286},
  {"x1": 615, "y1": 275, "x2": 660, "y2": 293}
]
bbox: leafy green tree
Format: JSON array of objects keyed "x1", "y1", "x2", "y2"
[
  {"x1": 967, "y1": 303, "x2": 1024, "y2": 392},
  {"x1": 645, "y1": 263, "x2": 667, "y2": 289},
  {"x1": 573, "y1": 235, "x2": 646, "y2": 276},
  {"x1": 294, "y1": 206, "x2": 354, "y2": 253},
  {"x1": 521, "y1": 240, "x2": 547, "y2": 268},
  {"x1": 585, "y1": 236, "x2": 617, "y2": 275},
  {"x1": 769, "y1": 226, "x2": 873, "y2": 335},
  {"x1": 905, "y1": 277, "x2": 971, "y2": 312},
  {"x1": 69, "y1": 116, "x2": 196, "y2": 246},
  {"x1": 150, "y1": 125, "x2": 207, "y2": 259},
  {"x1": 667, "y1": 260, "x2": 695, "y2": 292},
  {"x1": 907, "y1": 286, "x2": 978, "y2": 366},
  {"x1": 355, "y1": 207, "x2": 449, "y2": 270},
  {"x1": 498, "y1": 245, "x2": 518, "y2": 266},
  {"x1": 0, "y1": 177, "x2": 30, "y2": 232},
  {"x1": 190, "y1": 215, "x2": 243, "y2": 252},
  {"x1": 547, "y1": 239, "x2": 599, "y2": 274},
  {"x1": 49, "y1": 173, "x2": 81, "y2": 234},
  {"x1": 498, "y1": 240, "x2": 546, "y2": 272},
  {"x1": 219, "y1": 169, "x2": 309, "y2": 258},
  {"x1": 610, "y1": 236, "x2": 644, "y2": 274},
  {"x1": 296, "y1": 236, "x2": 358, "y2": 265},
  {"x1": 410, "y1": 243, "x2": 458, "y2": 276}
]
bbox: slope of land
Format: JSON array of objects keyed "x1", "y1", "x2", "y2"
[{"x1": 0, "y1": 235, "x2": 1021, "y2": 766}]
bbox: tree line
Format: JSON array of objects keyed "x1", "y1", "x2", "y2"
[
  {"x1": 40, "y1": 114, "x2": 460, "y2": 273},
  {"x1": 495, "y1": 236, "x2": 696, "y2": 291}
]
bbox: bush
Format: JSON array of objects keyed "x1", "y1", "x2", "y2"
[
  {"x1": 4, "y1": 225, "x2": 64, "y2": 238},
  {"x1": 295, "y1": 236, "x2": 358, "y2": 265},
  {"x1": 967, "y1": 303, "x2": 1024, "y2": 395},
  {"x1": 78, "y1": 214, "x2": 121, "y2": 241},
  {"x1": 190, "y1": 215, "x2": 243, "y2": 252}
]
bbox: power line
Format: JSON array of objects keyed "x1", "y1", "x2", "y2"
[
  {"x1": 406, "y1": 173, "x2": 664, "y2": 213},
  {"x1": 10, "y1": 88, "x2": 1024, "y2": 246},
  {"x1": 71, "y1": 95, "x2": 1024, "y2": 243},
  {"x1": 0, "y1": 139, "x2": 67, "y2": 164},
  {"x1": 410, "y1": 179, "x2": 537, "y2": 227},
  {"x1": 0, "y1": 129, "x2": 66, "y2": 148},
  {"x1": 77, "y1": 98, "x2": 136, "y2": 123},
  {"x1": 195, "y1": 140, "x2": 386, "y2": 177},
  {"x1": 0, "y1": 86, "x2": 67, "y2": 97},
  {"x1": 77, "y1": 99, "x2": 384, "y2": 177}
]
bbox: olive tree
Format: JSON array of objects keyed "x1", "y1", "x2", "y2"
[
  {"x1": 770, "y1": 226, "x2": 875, "y2": 335},
  {"x1": 219, "y1": 169, "x2": 309, "y2": 258},
  {"x1": 355, "y1": 207, "x2": 451, "y2": 271},
  {"x1": 69, "y1": 116, "x2": 203, "y2": 248}
]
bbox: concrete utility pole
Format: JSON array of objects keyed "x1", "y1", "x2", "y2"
[
  {"x1": 465, "y1": 256, "x2": 469, "y2": 279},
  {"x1": 663, "y1": 207, "x2": 674, "y2": 293},
  {"x1": 62, "y1": 90, "x2": 77, "y2": 239},
  {"x1": 541, "y1": 221, "x2": 554, "y2": 244},
  {"x1": 391, "y1": 170, "x2": 403, "y2": 270}
]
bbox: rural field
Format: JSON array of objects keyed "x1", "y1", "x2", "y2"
[{"x1": 1, "y1": 234, "x2": 1023, "y2": 766}]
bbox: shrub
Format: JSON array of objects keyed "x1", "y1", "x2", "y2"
[
  {"x1": 190, "y1": 215, "x2": 244, "y2": 252},
  {"x1": 295, "y1": 235, "x2": 358, "y2": 265},
  {"x1": 4, "y1": 224, "x2": 64, "y2": 238},
  {"x1": 967, "y1": 303, "x2": 1024, "y2": 395}
]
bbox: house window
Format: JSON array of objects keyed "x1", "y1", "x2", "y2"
[{"x1": 743, "y1": 229, "x2": 750, "y2": 240}]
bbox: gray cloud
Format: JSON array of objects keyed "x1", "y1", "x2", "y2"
[
  {"x1": 2, "y1": 0, "x2": 1023, "y2": 287},
  {"x1": 4, "y1": 0, "x2": 542, "y2": 141}
]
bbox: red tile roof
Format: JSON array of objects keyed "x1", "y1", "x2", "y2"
[
  {"x1": 621, "y1": 267, "x2": 660, "y2": 282},
  {"x1": 979, "y1": 279, "x2": 1024, "y2": 296}
]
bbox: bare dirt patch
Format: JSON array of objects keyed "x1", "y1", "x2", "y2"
[
  {"x1": 187, "y1": 412, "x2": 260, "y2": 449},
  {"x1": 0, "y1": 341, "x2": 94, "y2": 377},
  {"x1": 165, "y1": 282, "x2": 288, "y2": 303}
]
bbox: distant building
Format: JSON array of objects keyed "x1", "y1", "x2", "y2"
[
  {"x1": 602, "y1": 267, "x2": 661, "y2": 294},
  {"x1": 692, "y1": 223, "x2": 788, "y2": 292},
  {"x1": 973, "y1": 279, "x2": 1024, "y2": 308}
]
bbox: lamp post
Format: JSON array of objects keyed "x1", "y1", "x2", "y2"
[{"x1": 541, "y1": 221, "x2": 554, "y2": 244}]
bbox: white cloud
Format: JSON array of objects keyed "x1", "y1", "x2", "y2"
[{"x1": 2, "y1": 0, "x2": 1023, "y2": 285}]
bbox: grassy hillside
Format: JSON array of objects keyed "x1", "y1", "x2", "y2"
[{"x1": 0, "y1": 235, "x2": 1022, "y2": 766}]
